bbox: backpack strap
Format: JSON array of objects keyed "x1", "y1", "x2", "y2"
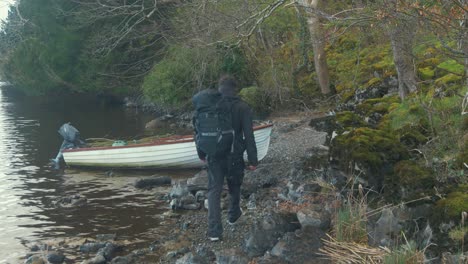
[{"x1": 217, "y1": 98, "x2": 238, "y2": 154}]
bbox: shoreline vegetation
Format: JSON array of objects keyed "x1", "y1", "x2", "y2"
[{"x1": 0, "y1": 0, "x2": 466, "y2": 263}]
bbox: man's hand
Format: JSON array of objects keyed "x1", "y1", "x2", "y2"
[{"x1": 247, "y1": 165, "x2": 256, "y2": 171}]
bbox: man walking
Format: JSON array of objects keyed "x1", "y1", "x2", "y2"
[{"x1": 192, "y1": 75, "x2": 258, "y2": 241}]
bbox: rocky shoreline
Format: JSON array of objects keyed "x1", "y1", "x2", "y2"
[{"x1": 22, "y1": 111, "x2": 466, "y2": 264}]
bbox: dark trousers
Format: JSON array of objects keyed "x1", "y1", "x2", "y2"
[{"x1": 206, "y1": 155, "x2": 245, "y2": 237}]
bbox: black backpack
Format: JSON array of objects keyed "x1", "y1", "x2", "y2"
[{"x1": 192, "y1": 89, "x2": 235, "y2": 157}]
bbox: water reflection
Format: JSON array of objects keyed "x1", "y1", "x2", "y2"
[{"x1": 0, "y1": 88, "x2": 194, "y2": 263}]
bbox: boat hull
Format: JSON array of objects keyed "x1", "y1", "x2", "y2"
[{"x1": 62, "y1": 124, "x2": 272, "y2": 169}]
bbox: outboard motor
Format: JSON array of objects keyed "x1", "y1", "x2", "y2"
[{"x1": 51, "y1": 123, "x2": 85, "y2": 169}]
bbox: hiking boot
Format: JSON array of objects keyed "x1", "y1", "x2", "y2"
[{"x1": 227, "y1": 208, "x2": 243, "y2": 225}]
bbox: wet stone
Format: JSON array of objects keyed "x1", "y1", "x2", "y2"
[
  {"x1": 79, "y1": 242, "x2": 107, "y2": 253},
  {"x1": 170, "y1": 193, "x2": 200, "y2": 210},
  {"x1": 195, "y1": 190, "x2": 206, "y2": 202},
  {"x1": 82, "y1": 254, "x2": 106, "y2": 264},
  {"x1": 46, "y1": 251, "x2": 65, "y2": 264},
  {"x1": 134, "y1": 176, "x2": 171, "y2": 189},
  {"x1": 170, "y1": 180, "x2": 189, "y2": 198},
  {"x1": 110, "y1": 254, "x2": 135, "y2": 264},
  {"x1": 53, "y1": 194, "x2": 87, "y2": 208},
  {"x1": 96, "y1": 234, "x2": 116, "y2": 242},
  {"x1": 96, "y1": 242, "x2": 120, "y2": 261},
  {"x1": 25, "y1": 255, "x2": 46, "y2": 264}
]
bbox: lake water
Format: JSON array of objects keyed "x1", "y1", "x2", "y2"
[{"x1": 0, "y1": 87, "x2": 194, "y2": 263}]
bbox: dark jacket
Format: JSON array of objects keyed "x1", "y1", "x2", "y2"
[
  {"x1": 193, "y1": 93, "x2": 258, "y2": 166},
  {"x1": 226, "y1": 95, "x2": 258, "y2": 166}
]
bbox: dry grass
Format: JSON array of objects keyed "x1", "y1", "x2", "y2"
[{"x1": 319, "y1": 234, "x2": 388, "y2": 264}]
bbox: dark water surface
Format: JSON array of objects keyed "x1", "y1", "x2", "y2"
[{"x1": 0, "y1": 88, "x2": 194, "y2": 263}]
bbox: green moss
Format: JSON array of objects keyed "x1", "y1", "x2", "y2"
[
  {"x1": 455, "y1": 140, "x2": 468, "y2": 170},
  {"x1": 336, "y1": 111, "x2": 366, "y2": 130},
  {"x1": 418, "y1": 66, "x2": 435, "y2": 80},
  {"x1": 435, "y1": 73, "x2": 463, "y2": 86},
  {"x1": 340, "y1": 88, "x2": 356, "y2": 103},
  {"x1": 449, "y1": 226, "x2": 468, "y2": 242},
  {"x1": 365, "y1": 77, "x2": 382, "y2": 88},
  {"x1": 388, "y1": 100, "x2": 428, "y2": 131},
  {"x1": 435, "y1": 185, "x2": 468, "y2": 219},
  {"x1": 437, "y1": 59, "x2": 465, "y2": 75},
  {"x1": 333, "y1": 127, "x2": 409, "y2": 169},
  {"x1": 422, "y1": 58, "x2": 441, "y2": 66},
  {"x1": 399, "y1": 130, "x2": 429, "y2": 147},
  {"x1": 462, "y1": 116, "x2": 468, "y2": 131},
  {"x1": 389, "y1": 160, "x2": 434, "y2": 199},
  {"x1": 296, "y1": 72, "x2": 321, "y2": 98},
  {"x1": 372, "y1": 56, "x2": 394, "y2": 72},
  {"x1": 356, "y1": 96, "x2": 400, "y2": 116}
]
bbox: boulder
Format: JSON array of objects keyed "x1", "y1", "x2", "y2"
[
  {"x1": 170, "y1": 193, "x2": 200, "y2": 210},
  {"x1": 244, "y1": 211, "x2": 300, "y2": 257},
  {"x1": 110, "y1": 254, "x2": 136, "y2": 264},
  {"x1": 170, "y1": 180, "x2": 189, "y2": 198},
  {"x1": 215, "y1": 248, "x2": 250, "y2": 264},
  {"x1": 46, "y1": 252, "x2": 65, "y2": 264},
  {"x1": 25, "y1": 255, "x2": 46, "y2": 264},
  {"x1": 53, "y1": 194, "x2": 87, "y2": 208},
  {"x1": 368, "y1": 208, "x2": 402, "y2": 247},
  {"x1": 187, "y1": 170, "x2": 208, "y2": 193},
  {"x1": 270, "y1": 227, "x2": 329, "y2": 263},
  {"x1": 79, "y1": 242, "x2": 107, "y2": 253},
  {"x1": 96, "y1": 242, "x2": 121, "y2": 261},
  {"x1": 297, "y1": 206, "x2": 331, "y2": 230},
  {"x1": 83, "y1": 254, "x2": 106, "y2": 264},
  {"x1": 96, "y1": 234, "x2": 116, "y2": 242}
]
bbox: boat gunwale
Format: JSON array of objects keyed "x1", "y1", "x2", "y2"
[{"x1": 63, "y1": 123, "x2": 273, "y2": 153}]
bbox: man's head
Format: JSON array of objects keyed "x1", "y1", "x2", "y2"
[{"x1": 218, "y1": 75, "x2": 239, "y2": 96}]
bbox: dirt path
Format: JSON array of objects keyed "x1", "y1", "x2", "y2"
[{"x1": 157, "y1": 111, "x2": 329, "y2": 263}]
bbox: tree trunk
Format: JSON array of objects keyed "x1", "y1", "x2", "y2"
[
  {"x1": 462, "y1": 0, "x2": 468, "y2": 86},
  {"x1": 387, "y1": 1, "x2": 418, "y2": 99},
  {"x1": 300, "y1": 0, "x2": 332, "y2": 95}
]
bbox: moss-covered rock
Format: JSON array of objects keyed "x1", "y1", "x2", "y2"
[
  {"x1": 364, "y1": 77, "x2": 382, "y2": 88},
  {"x1": 434, "y1": 185, "x2": 468, "y2": 220},
  {"x1": 437, "y1": 59, "x2": 465, "y2": 75},
  {"x1": 435, "y1": 73, "x2": 463, "y2": 86},
  {"x1": 335, "y1": 111, "x2": 366, "y2": 131},
  {"x1": 387, "y1": 99, "x2": 429, "y2": 132},
  {"x1": 388, "y1": 160, "x2": 435, "y2": 200},
  {"x1": 356, "y1": 96, "x2": 400, "y2": 116},
  {"x1": 332, "y1": 127, "x2": 409, "y2": 169},
  {"x1": 418, "y1": 66, "x2": 435, "y2": 80}
]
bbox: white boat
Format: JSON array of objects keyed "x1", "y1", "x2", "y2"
[{"x1": 62, "y1": 124, "x2": 273, "y2": 169}]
